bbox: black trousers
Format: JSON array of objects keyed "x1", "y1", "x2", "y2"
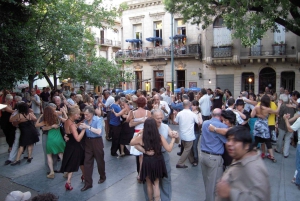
[{"x1": 110, "y1": 124, "x2": 122, "y2": 155}]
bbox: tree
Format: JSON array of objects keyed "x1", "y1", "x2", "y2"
[{"x1": 164, "y1": 0, "x2": 300, "y2": 46}]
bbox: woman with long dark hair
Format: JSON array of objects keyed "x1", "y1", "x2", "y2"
[
  {"x1": 35, "y1": 107, "x2": 66, "y2": 179},
  {"x1": 10, "y1": 103, "x2": 39, "y2": 165},
  {"x1": 251, "y1": 95, "x2": 282, "y2": 162},
  {"x1": 130, "y1": 118, "x2": 175, "y2": 201}
]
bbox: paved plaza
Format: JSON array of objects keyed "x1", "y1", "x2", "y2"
[{"x1": 0, "y1": 125, "x2": 299, "y2": 201}]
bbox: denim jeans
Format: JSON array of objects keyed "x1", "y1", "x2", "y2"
[
  {"x1": 296, "y1": 144, "x2": 300, "y2": 186},
  {"x1": 192, "y1": 132, "x2": 201, "y2": 163}
]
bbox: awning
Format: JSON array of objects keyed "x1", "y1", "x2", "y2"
[
  {"x1": 169, "y1": 34, "x2": 186, "y2": 40},
  {"x1": 125, "y1": 39, "x2": 142, "y2": 43},
  {"x1": 146, "y1": 37, "x2": 162, "y2": 42}
]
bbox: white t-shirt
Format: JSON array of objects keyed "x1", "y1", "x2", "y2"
[
  {"x1": 104, "y1": 96, "x2": 115, "y2": 111},
  {"x1": 290, "y1": 117, "x2": 300, "y2": 144},
  {"x1": 162, "y1": 92, "x2": 172, "y2": 105},
  {"x1": 174, "y1": 109, "x2": 198, "y2": 141},
  {"x1": 31, "y1": 94, "x2": 41, "y2": 114},
  {"x1": 159, "y1": 100, "x2": 170, "y2": 119},
  {"x1": 199, "y1": 94, "x2": 211, "y2": 116}
]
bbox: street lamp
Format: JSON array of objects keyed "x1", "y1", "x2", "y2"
[{"x1": 248, "y1": 77, "x2": 252, "y2": 91}]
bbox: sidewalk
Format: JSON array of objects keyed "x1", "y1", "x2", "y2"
[{"x1": 0, "y1": 125, "x2": 299, "y2": 201}]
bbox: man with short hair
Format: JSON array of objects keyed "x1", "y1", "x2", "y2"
[
  {"x1": 152, "y1": 94, "x2": 170, "y2": 124},
  {"x1": 66, "y1": 93, "x2": 77, "y2": 107},
  {"x1": 212, "y1": 87, "x2": 223, "y2": 110},
  {"x1": 135, "y1": 109, "x2": 179, "y2": 201},
  {"x1": 235, "y1": 99, "x2": 250, "y2": 130},
  {"x1": 109, "y1": 95, "x2": 122, "y2": 156},
  {"x1": 201, "y1": 108, "x2": 228, "y2": 201},
  {"x1": 174, "y1": 100, "x2": 199, "y2": 168},
  {"x1": 103, "y1": 90, "x2": 115, "y2": 140},
  {"x1": 40, "y1": 87, "x2": 50, "y2": 110},
  {"x1": 152, "y1": 88, "x2": 158, "y2": 97},
  {"x1": 226, "y1": 98, "x2": 246, "y2": 125},
  {"x1": 199, "y1": 88, "x2": 211, "y2": 121}
]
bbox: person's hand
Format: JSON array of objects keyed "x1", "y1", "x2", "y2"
[
  {"x1": 171, "y1": 130, "x2": 179, "y2": 138},
  {"x1": 31, "y1": 97, "x2": 35, "y2": 101},
  {"x1": 79, "y1": 123, "x2": 89, "y2": 129},
  {"x1": 64, "y1": 134, "x2": 69, "y2": 142},
  {"x1": 216, "y1": 179, "x2": 230, "y2": 198},
  {"x1": 208, "y1": 124, "x2": 215, "y2": 132},
  {"x1": 51, "y1": 124, "x2": 59, "y2": 129},
  {"x1": 278, "y1": 99, "x2": 283, "y2": 106},
  {"x1": 153, "y1": 104, "x2": 159, "y2": 109},
  {"x1": 283, "y1": 113, "x2": 290, "y2": 120},
  {"x1": 145, "y1": 150, "x2": 155, "y2": 156},
  {"x1": 161, "y1": 105, "x2": 166, "y2": 110}
]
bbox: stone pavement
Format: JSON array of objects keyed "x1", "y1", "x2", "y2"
[{"x1": 0, "y1": 125, "x2": 299, "y2": 201}]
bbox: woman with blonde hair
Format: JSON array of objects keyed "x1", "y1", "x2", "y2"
[
  {"x1": 35, "y1": 107, "x2": 66, "y2": 179},
  {"x1": 60, "y1": 106, "x2": 86, "y2": 190}
]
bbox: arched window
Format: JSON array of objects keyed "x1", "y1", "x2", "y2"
[{"x1": 213, "y1": 17, "x2": 232, "y2": 46}]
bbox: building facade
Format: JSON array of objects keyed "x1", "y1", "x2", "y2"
[{"x1": 120, "y1": 0, "x2": 300, "y2": 97}]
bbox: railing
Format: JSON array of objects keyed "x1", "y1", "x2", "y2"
[
  {"x1": 211, "y1": 46, "x2": 233, "y2": 58},
  {"x1": 115, "y1": 44, "x2": 199, "y2": 59},
  {"x1": 240, "y1": 48, "x2": 295, "y2": 57},
  {"x1": 97, "y1": 38, "x2": 121, "y2": 47}
]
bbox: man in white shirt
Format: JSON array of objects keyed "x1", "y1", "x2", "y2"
[
  {"x1": 103, "y1": 91, "x2": 115, "y2": 140},
  {"x1": 174, "y1": 100, "x2": 199, "y2": 168},
  {"x1": 66, "y1": 93, "x2": 76, "y2": 107},
  {"x1": 199, "y1": 88, "x2": 211, "y2": 121},
  {"x1": 226, "y1": 98, "x2": 246, "y2": 125},
  {"x1": 153, "y1": 94, "x2": 170, "y2": 124}
]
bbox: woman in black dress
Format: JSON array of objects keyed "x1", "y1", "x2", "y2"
[
  {"x1": 10, "y1": 102, "x2": 39, "y2": 165},
  {"x1": 130, "y1": 118, "x2": 175, "y2": 201},
  {"x1": 60, "y1": 106, "x2": 85, "y2": 191}
]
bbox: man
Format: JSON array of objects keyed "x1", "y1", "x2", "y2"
[
  {"x1": 40, "y1": 87, "x2": 50, "y2": 110},
  {"x1": 30, "y1": 88, "x2": 41, "y2": 135},
  {"x1": 77, "y1": 86, "x2": 86, "y2": 95},
  {"x1": 103, "y1": 90, "x2": 115, "y2": 140},
  {"x1": 152, "y1": 88, "x2": 158, "y2": 97},
  {"x1": 52, "y1": 96, "x2": 64, "y2": 116},
  {"x1": 290, "y1": 90, "x2": 300, "y2": 105},
  {"x1": 235, "y1": 99, "x2": 250, "y2": 130},
  {"x1": 170, "y1": 94, "x2": 189, "y2": 111},
  {"x1": 226, "y1": 98, "x2": 246, "y2": 126},
  {"x1": 66, "y1": 93, "x2": 77, "y2": 107},
  {"x1": 152, "y1": 94, "x2": 170, "y2": 124},
  {"x1": 174, "y1": 100, "x2": 199, "y2": 168},
  {"x1": 109, "y1": 95, "x2": 122, "y2": 156},
  {"x1": 80, "y1": 106, "x2": 106, "y2": 191},
  {"x1": 283, "y1": 113, "x2": 300, "y2": 190},
  {"x1": 215, "y1": 126, "x2": 271, "y2": 201},
  {"x1": 275, "y1": 95, "x2": 296, "y2": 157},
  {"x1": 135, "y1": 109, "x2": 179, "y2": 201},
  {"x1": 212, "y1": 87, "x2": 223, "y2": 110},
  {"x1": 199, "y1": 88, "x2": 212, "y2": 121},
  {"x1": 179, "y1": 87, "x2": 185, "y2": 101},
  {"x1": 201, "y1": 108, "x2": 228, "y2": 201}
]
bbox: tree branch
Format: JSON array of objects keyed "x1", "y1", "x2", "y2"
[
  {"x1": 36, "y1": 10, "x2": 48, "y2": 38},
  {"x1": 290, "y1": 0, "x2": 300, "y2": 8},
  {"x1": 275, "y1": 17, "x2": 300, "y2": 36}
]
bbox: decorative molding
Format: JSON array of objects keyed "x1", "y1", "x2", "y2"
[
  {"x1": 127, "y1": 1, "x2": 162, "y2": 10},
  {"x1": 153, "y1": 65, "x2": 162, "y2": 70},
  {"x1": 133, "y1": 63, "x2": 143, "y2": 71},
  {"x1": 175, "y1": 61, "x2": 186, "y2": 69},
  {"x1": 174, "y1": 13, "x2": 183, "y2": 19},
  {"x1": 129, "y1": 15, "x2": 145, "y2": 23},
  {"x1": 205, "y1": 55, "x2": 240, "y2": 66},
  {"x1": 149, "y1": 12, "x2": 165, "y2": 19}
]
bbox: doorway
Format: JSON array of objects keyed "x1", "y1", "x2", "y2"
[
  {"x1": 241, "y1": 73, "x2": 255, "y2": 93},
  {"x1": 177, "y1": 70, "x2": 185, "y2": 88},
  {"x1": 259, "y1": 67, "x2": 276, "y2": 93},
  {"x1": 154, "y1": 71, "x2": 164, "y2": 90},
  {"x1": 281, "y1": 71, "x2": 295, "y2": 92},
  {"x1": 135, "y1": 71, "x2": 142, "y2": 90}
]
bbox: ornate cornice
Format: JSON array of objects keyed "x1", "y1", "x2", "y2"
[
  {"x1": 149, "y1": 12, "x2": 165, "y2": 19},
  {"x1": 127, "y1": 0, "x2": 162, "y2": 10},
  {"x1": 129, "y1": 15, "x2": 145, "y2": 24},
  {"x1": 175, "y1": 61, "x2": 186, "y2": 70},
  {"x1": 133, "y1": 63, "x2": 143, "y2": 70}
]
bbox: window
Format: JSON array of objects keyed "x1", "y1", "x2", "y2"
[
  {"x1": 133, "y1": 24, "x2": 142, "y2": 48},
  {"x1": 175, "y1": 19, "x2": 186, "y2": 44},
  {"x1": 274, "y1": 23, "x2": 285, "y2": 44},
  {"x1": 251, "y1": 28, "x2": 261, "y2": 56},
  {"x1": 154, "y1": 21, "x2": 162, "y2": 47},
  {"x1": 213, "y1": 17, "x2": 232, "y2": 46}
]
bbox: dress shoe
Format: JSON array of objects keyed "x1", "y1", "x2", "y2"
[
  {"x1": 81, "y1": 185, "x2": 92, "y2": 191},
  {"x1": 98, "y1": 176, "x2": 106, "y2": 184},
  {"x1": 177, "y1": 152, "x2": 182, "y2": 156},
  {"x1": 176, "y1": 164, "x2": 188, "y2": 169},
  {"x1": 65, "y1": 182, "x2": 73, "y2": 191},
  {"x1": 284, "y1": 155, "x2": 289, "y2": 158},
  {"x1": 11, "y1": 160, "x2": 21, "y2": 166},
  {"x1": 27, "y1": 157, "x2": 33, "y2": 163},
  {"x1": 4, "y1": 160, "x2": 12, "y2": 165},
  {"x1": 23, "y1": 156, "x2": 29, "y2": 159},
  {"x1": 111, "y1": 153, "x2": 118, "y2": 157}
]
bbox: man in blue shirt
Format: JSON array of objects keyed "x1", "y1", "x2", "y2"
[
  {"x1": 200, "y1": 108, "x2": 227, "y2": 201},
  {"x1": 109, "y1": 95, "x2": 122, "y2": 156},
  {"x1": 80, "y1": 106, "x2": 106, "y2": 191}
]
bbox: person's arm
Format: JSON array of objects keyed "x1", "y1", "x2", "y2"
[
  {"x1": 29, "y1": 113, "x2": 37, "y2": 121},
  {"x1": 198, "y1": 113, "x2": 203, "y2": 125},
  {"x1": 233, "y1": 109, "x2": 246, "y2": 120},
  {"x1": 283, "y1": 114, "x2": 300, "y2": 133},
  {"x1": 4, "y1": 105, "x2": 14, "y2": 113},
  {"x1": 243, "y1": 97, "x2": 258, "y2": 106},
  {"x1": 268, "y1": 101, "x2": 281, "y2": 114},
  {"x1": 35, "y1": 114, "x2": 44, "y2": 127},
  {"x1": 32, "y1": 96, "x2": 41, "y2": 106},
  {"x1": 250, "y1": 106, "x2": 257, "y2": 118},
  {"x1": 134, "y1": 144, "x2": 155, "y2": 155},
  {"x1": 130, "y1": 132, "x2": 143, "y2": 146},
  {"x1": 289, "y1": 113, "x2": 300, "y2": 123},
  {"x1": 208, "y1": 124, "x2": 229, "y2": 136},
  {"x1": 161, "y1": 135, "x2": 175, "y2": 152},
  {"x1": 112, "y1": 107, "x2": 127, "y2": 117},
  {"x1": 167, "y1": 127, "x2": 179, "y2": 138},
  {"x1": 79, "y1": 120, "x2": 102, "y2": 135},
  {"x1": 70, "y1": 124, "x2": 85, "y2": 142}
]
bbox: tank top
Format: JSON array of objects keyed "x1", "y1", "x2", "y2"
[{"x1": 133, "y1": 110, "x2": 148, "y2": 130}]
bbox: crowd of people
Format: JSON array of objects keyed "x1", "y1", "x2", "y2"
[{"x1": 0, "y1": 84, "x2": 300, "y2": 201}]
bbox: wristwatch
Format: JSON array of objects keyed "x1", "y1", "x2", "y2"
[{"x1": 89, "y1": 126, "x2": 91, "y2": 130}]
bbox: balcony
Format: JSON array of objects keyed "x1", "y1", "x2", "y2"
[
  {"x1": 115, "y1": 44, "x2": 200, "y2": 60},
  {"x1": 211, "y1": 45, "x2": 233, "y2": 58},
  {"x1": 97, "y1": 38, "x2": 121, "y2": 48}
]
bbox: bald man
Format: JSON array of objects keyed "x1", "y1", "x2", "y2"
[{"x1": 200, "y1": 108, "x2": 228, "y2": 201}]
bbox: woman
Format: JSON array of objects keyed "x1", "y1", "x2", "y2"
[
  {"x1": 10, "y1": 103, "x2": 39, "y2": 165},
  {"x1": 247, "y1": 93, "x2": 258, "y2": 141},
  {"x1": 1, "y1": 94, "x2": 16, "y2": 153},
  {"x1": 251, "y1": 95, "x2": 282, "y2": 162},
  {"x1": 191, "y1": 100, "x2": 203, "y2": 166},
  {"x1": 112, "y1": 97, "x2": 134, "y2": 156},
  {"x1": 130, "y1": 118, "x2": 176, "y2": 201},
  {"x1": 35, "y1": 107, "x2": 66, "y2": 179},
  {"x1": 224, "y1": 90, "x2": 232, "y2": 108},
  {"x1": 128, "y1": 97, "x2": 151, "y2": 182},
  {"x1": 209, "y1": 110, "x2": 236, "y2": 168},
  {"x1": 60, "y1": 106, "x2": 86, "y2": 190}
]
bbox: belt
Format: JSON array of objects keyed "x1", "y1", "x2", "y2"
[
  {"x1": 86, "y1": 137, "x2": 102, "y2": 139},
  {"x1": 201, "y1": 150, "x2": 221, "y2": 156}
]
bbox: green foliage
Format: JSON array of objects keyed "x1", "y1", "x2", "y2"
[{"x1": 164, "y1": 0, "x2": 300, "y2": 46}]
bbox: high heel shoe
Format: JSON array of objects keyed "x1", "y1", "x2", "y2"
[
  {"x1": 47, "y1": 172, "x2": 55, "y2": 179},
  {"x1": 65, "y1": 182, "x2": 73, "y2": 191},
  {"x1": 10, "y1": 160, "x2": 21, "y2": 166},
  {"x1": 27, "y1": 157, "x2": 33, "y2": 163},
  {"x1": 81, "y1": 175, "x2": 84, "y2": 182}
]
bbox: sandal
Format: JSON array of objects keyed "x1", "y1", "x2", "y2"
[
  {"x1": 267, "y1": 155, "x2": 276, "y2": 163},
  {"x1": 192, "y1": 162, "x2": 198, "y2": 167}
]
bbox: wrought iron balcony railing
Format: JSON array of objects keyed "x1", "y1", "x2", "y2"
[
  {"x1": 211, "y1": 46, "x2": 233, "y2": 58},
  {"x1": 97, "y1": 38, "x2": 121, "y2": 47}
]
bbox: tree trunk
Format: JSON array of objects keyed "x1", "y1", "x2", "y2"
[
  {"x1": 53, "y1": 72, "x2": 57, "y2": 90},
  {"x1": 28, "y1": 74, "x2": 37, "y2": 91},
  {"x1": 42, "y1": 72, "x2": 54, "y2": 89}
]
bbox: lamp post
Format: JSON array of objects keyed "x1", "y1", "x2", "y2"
[
  {"x1": 248, "y1": 77, "x2": 252, "y2": 91},
  {"x1": 171, "y1": 13, "x2": 174, "y2": 93}
]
